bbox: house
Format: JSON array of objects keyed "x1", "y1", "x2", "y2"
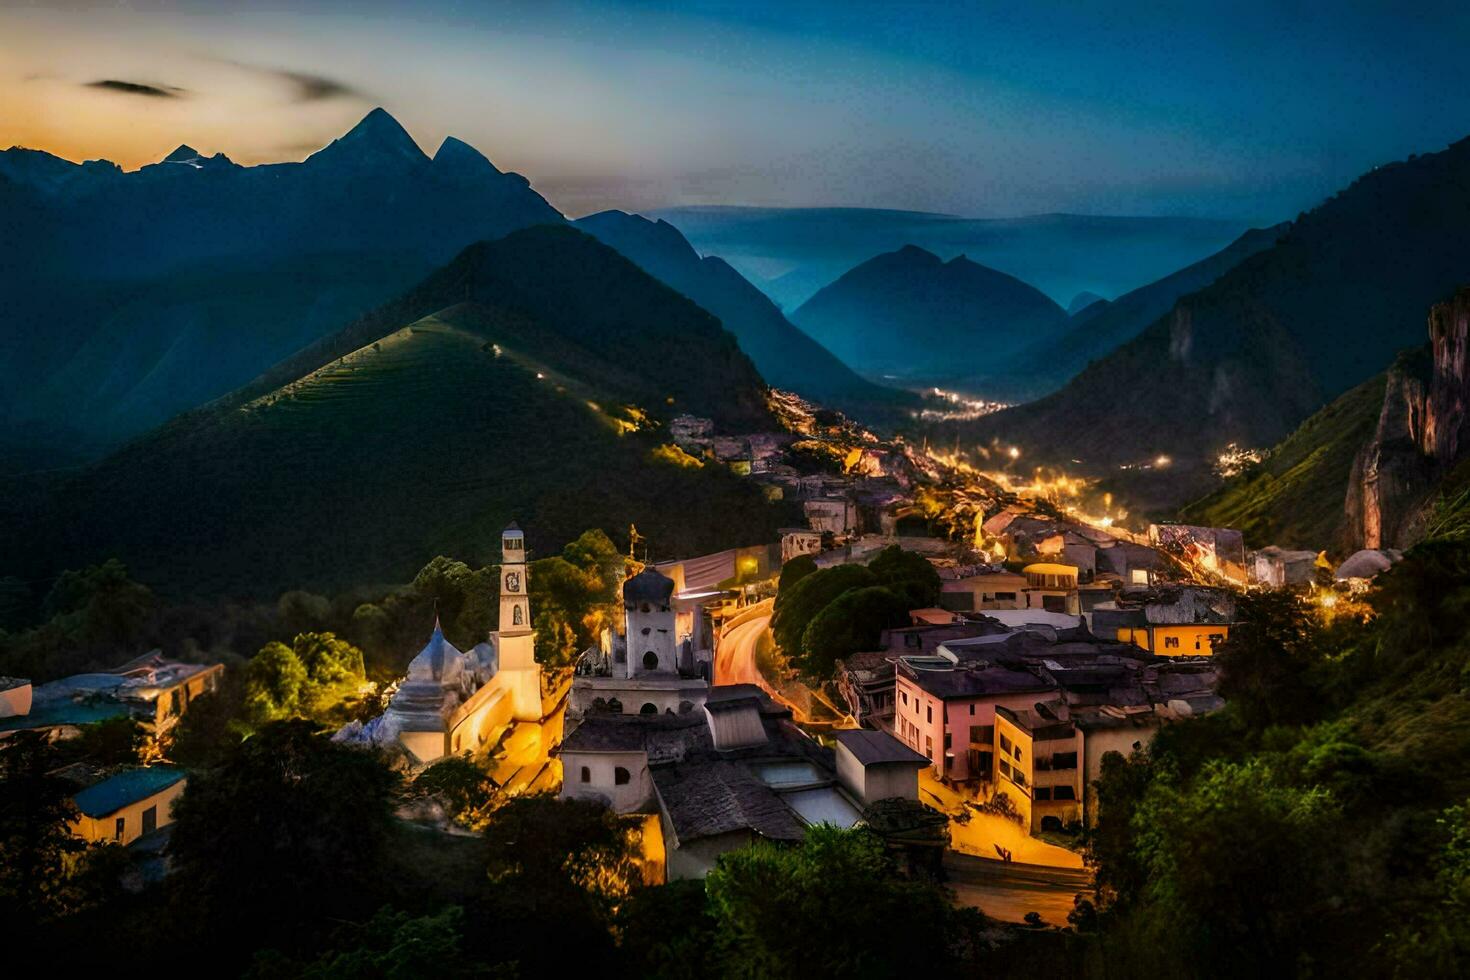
[
  {"x1": 560, "y1": 685, "x2": 936, "y2": 879},
  {"x1": 1021, "y1": 562, "x2": 1080, "y2": 614},
  {"x1": 781, "y1": 528, "x2": 825, "y2": 563},
  {"x1": 804, "y1": 496, "x2": 858, "y2": 535},
  {"x1": 939, "y1": 570, "x2": 1029, "y2": 612},
  {"x1": 835, "y1": 651, "x2": 898, "y2": 729},
  {"x1": 0, "y1": 653, "x2": 224, "y2": 742},
  {"x1": 1095, "y1": 540, "x2": 1162, "y2": 586},
  {"x1": 1091, "y1": 587, "x2": 1237, "y2": 655},
  {"x1": 1250, "y1": 546, "x2": 1322, "y2": 589},
  {"x1": 69, "y1": 765, "x2": 187, "y2": 846}
]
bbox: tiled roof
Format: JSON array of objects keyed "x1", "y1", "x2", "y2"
[
  {"x1": 835, "y1": 729, "x2": 929, "y2": 767},
  {"x1": 652, "y1": 759, "x2": 807, "y2": 843}
]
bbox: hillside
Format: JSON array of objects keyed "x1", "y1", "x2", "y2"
[
  {"x1": 572, "y1": 210, "x2": 918, "y2": 425},
  {"x1": 975, "y1": 224, "x2": 1285, "y2": 401},
  {"x1": 1179, "y1": 373, "x2": 1388, "y2": 550},
  {"x1": 791, "y1": 245, "x2": 1069, "y2": 385},
  {"x1": 0, "y1": 108, "x2": 564, "y2": 468},
  {"x1": 652, "y1": 206, "x2": 1246, "y2": 310},
  {"x1": 949, "y1": 136, "x2": 1470, "y2": 499},
  {"x1": 0, "y1": 226, "x2": 795, "y2": 597}
]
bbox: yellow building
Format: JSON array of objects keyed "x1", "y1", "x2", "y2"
[
  {"x1": 70, "y1": 765, "x2": 187, "y2": 846},
  {"x1": 993, "y1": 704, "x2": 1084, "y2": 833},
  {"x1": 1090, "y1": 587, "x2": 1236, "y2": 657},
  {"x1": 1021, "y1": 562, "x2": 1081, "y2": 615}
]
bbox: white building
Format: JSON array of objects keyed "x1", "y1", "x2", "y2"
[
  {"x1": 569, "y1": 566, "x2": 712, "y2": 719},
  {"x1": 337, "y1": 522, "x2": 544, "y2": 765}
]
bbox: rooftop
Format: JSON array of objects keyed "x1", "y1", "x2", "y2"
[
  {"x1": 72, "y1": 765, "x2": 186, "y2": 818},
  {"x1": 835, "y1": 729, "x2": 929, "y2": 767}
]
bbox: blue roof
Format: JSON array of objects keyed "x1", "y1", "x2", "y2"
[
  {"x1": 0, "y1": 698, "x2": 133, "y2": 733},
  {"x1": 73, "y1": 765, "x2": 187, "y2": 818}
]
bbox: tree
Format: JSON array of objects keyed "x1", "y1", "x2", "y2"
[
  {"x1": 867, "y1": 545, "x2": 942, "y2": 607},
  {"x1": 616, "y1": 879, "x2": 718, "y2": 979},
  {"x1": 770, "y1": 563, "x2": 876, "y2": 654},
  {"x1": 1131, "y1": 758, "x2": 1344, "y2": 972},
  {"x1": 775, "y1": 555, "x2": 818, "y2": 599},
  {"x1": 243, "y1": 641, "x2": 309, "y2": 722},
  {"x1": 705, "y1": 825, "x2": 959, "y2": 978},
  {"x1": 412, "y1": 757, "x2": 495, "y2": 829},
  {"x1": 69, "y1": 716, "x2": 147, "y2": 766},
  {"x1": 1215, "y1": 590, "x2": 1325, "y2": 729},
  {"x1": 797, "y1": 585, "x2": 911, "y2": 678},
  {"x1": 0, "y1": 735, "x2": 86, "y2": 925},
  {"x1": 168, "y1": 673, "x2": 249, "y2": 768},
  {"x1": 247, "y1": 905, "x2": 503, "y2": 980},
  {"x1": 170, "y1": 720, "x2": 400, "y2": 950},
  {"x1": 243, "y1": 633, "x2": 367, "y2": 726},
  {"x1": 1389, "y1": 801, "x2": 1470, "y2": 975}
]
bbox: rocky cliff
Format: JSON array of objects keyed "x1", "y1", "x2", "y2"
[{"x1": 1346, "y1": 289, "x2": 1470, "y2": 548}]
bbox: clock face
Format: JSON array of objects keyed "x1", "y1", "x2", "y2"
[{"x1": 505, "y1": 571, "x2": 520, "y2": 593}]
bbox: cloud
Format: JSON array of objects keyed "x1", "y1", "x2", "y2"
[
  {"x1": 272, "y1": 69, "x2": 363, "y2": 103},
  {"x1": 86, "y1": 79, "x2": 185, "y2": 98}
]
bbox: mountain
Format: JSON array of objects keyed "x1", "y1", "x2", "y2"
[
  {"x1": 0, "y1": 226, "x2": 795, "y2": 597},
  {"x1": 971, "y1": 224, "x2": 1286, "y2": 400},
  {"x1": 650, "y1": 206, "x2": 1248, "y2": 310},
  {"x1": 1068, "y1": 292, "x2": 1107, "y2": 316},
  {"x1": 790, "y1": 245, "x2": 1069, "y2": 385},
  {"x1": 0, "y1": 108, "x2": 564, "y2": 470},
  {"x1": 1183, "y1": 289, "x2": 1470, "y2": 553},
  {"x1": 947, "y1": 136, "x2": 1470, "y2": 506},
  {"x1": 572, "y1": 210, "x2": 917, "y2": 423}
]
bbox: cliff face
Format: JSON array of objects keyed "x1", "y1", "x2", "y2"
[{"x1": 1346, "y1": 289, "x2": 1470, "y2": 548}]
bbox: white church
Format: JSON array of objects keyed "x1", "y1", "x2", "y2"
[
  {"x1": 337, "y1": 522, "x2": 544, "y2": 765},
  {"x1": 568, "y1": 565, "x2": 713, "y2": 720}
]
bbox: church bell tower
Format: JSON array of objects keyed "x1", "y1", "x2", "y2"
[{"x1": 495, "y1": 521, "x2": 541, "y2": 720}]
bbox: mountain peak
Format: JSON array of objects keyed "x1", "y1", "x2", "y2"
[
  {"x1": 164, "y1": 144, "x2": 199, "y2": 163},
  {"x1": 307, "y1": 107, "x2": 427, "y2": 170},
  {"x1": 432, "y1": 135, "x2": 501, "y2": 176}
]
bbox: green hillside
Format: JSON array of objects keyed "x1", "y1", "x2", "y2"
[
  {"x1": 1179, "y1": 373, "x2": 1386, "y2": 549},
  {"x1": 1, "y1": 228, "x2": 799, "y2": 597}
]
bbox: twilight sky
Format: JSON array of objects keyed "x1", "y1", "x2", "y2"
[{"x1": 2, "y1": 1, "x2": 1468, "y2": 221}]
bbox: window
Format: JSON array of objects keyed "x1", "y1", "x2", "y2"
[
  {"x1": 641, "y1": 627, "x2": 651, "y2": 635},
  {"x1": 1209, "y1": 633, "x2": 1225, "y2": 647},
  {"x1": 141, "y1": 805, "x2": 157, "y2": 836},
  {"x1": 926, "y1": 704, "x2": 932, "y2": 723},
  {"x1": 640, "y1": 603, "x2": 651, "y2": 614},
  {"x1": 971, "y1": 725, "x2": 994, "y2": 746},
  {"x1": 1164, "y1": 635, "x2": 1180, "y2": 649},
  {"x1": 1035, "y1": 787, "x2": 1052, "y2": 801},
  {"x1": 999, "y1": 759, "x2": 1013, "y2": 779},
  {"x1": 640, "y1": 702, "x2": 658, "y2": 715},
  {"x1": 1053, "y1": 785, "x2": 1076, "y2": 801},
  {"x1": 614, "y1": 767, "x2": 631, "y2": 785},
  {"x1": 943, "y1": 732, "x2": 952, "y2": 749},
  {"x1": 901, "y1": 691, "x2": 908, "y2": 705},
  {"x1": 1014, "y1": 770, "x2": 1028, "y2": 788},
  {"x1": 995, "y1": 591, "x2": 1017, "y2": 601},
  {"x1": 1012, "y1": 745, "x2": 1022, "y2": 761},
  {"x1": 580, "y1": 766, "x2": 591, "y2": 783},
  {"x1": 999, "y1": 734, "x2": 1013, "y2": 754},
  {"x1": 169, "y1": 689, "x2": 181, "y2": 716},
  {"x1": 1051, "y1": 752, "x2": 1078, "y2": 770},
  {"x1": 643, "y1": 651, "x2": 659, "y2": 670},
  {"x1": 968, "y1": 703, "x2": 975, "y2": 715},
  {"x1": 905, "y1": 632, "x2": 921, "y2": 649},
  {"x1": 925, "y1": 737, "x2": 933, "y2": 759},
  {"x1": 114, "y1": 817, "x2": 125, "y2": 841}
]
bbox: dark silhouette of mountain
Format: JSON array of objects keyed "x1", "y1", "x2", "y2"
[
  {"x1": 1068, "y1": 291, "x2": 1107, "y2": 316},
  {"x1": 790, "y1": 245, "x2": 1069, "y2": 384},
  {"x1": 0, "y1": 108, "x2": 564, "y2": 469},
  {"x1": 970, "y1": 224, "x2": 1286, "y2": 400},
  {"x1": 950, "y1": 136, "x2": 1470, "y2": 505},
  {"x1": 651, "y1": 205, "x2": 1247, "y2": 310},
  {"x1": 573, "y1": 210, "x2": 918, "y2": 423},
  {"x1": 1, "y1": 226, "x2": 792, "y2": 597}
]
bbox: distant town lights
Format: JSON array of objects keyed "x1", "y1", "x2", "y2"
[{"x1": 1155, "y1": 455, "x2": 1172, "y2": 468}]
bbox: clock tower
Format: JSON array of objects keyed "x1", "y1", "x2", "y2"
[{"x1": 495, "y1": 521, "x2": 541, "y2": 720}]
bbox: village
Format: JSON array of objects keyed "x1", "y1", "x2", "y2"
[{"x1": 0, "y1": 393, "x2": 1404, "y2": 924}]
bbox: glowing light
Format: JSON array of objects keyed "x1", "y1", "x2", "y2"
[
  {"x1": 1008, "y1": 446, "x2": 1021, "y2": 460},
  {"x1": 1154, "y1": 455, "x2": 1172, "y2": 468}
]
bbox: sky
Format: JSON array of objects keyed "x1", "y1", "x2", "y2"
[{"x1": 2, "y1": 1, "x2": 1468, "y2": 221}]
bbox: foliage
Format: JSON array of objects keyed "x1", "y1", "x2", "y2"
[
  {"x1": 243, "y1": 632, "x2": 367, "y2": 726},
  {"x1": 1214, "y1": 590, "x2": 1327, "y2": 729},
  {"x1": 616, "y1": 879, "x2": 719, "y2": 979},
  {"x1": 0, "y1": 735, "x2": 86, "y2": 925},
  {"x1": 705, "y1": 825, "x2": 962, "y2": 978},
  {"x1": 528, "y1": 529, "x2": 624, "y2": 667},
  {"x1": 248, "y1": 905, "x2": 504, "y2": 980},
  {"x1": 775, "y1": 555, "x2": 818, "y2": 596},
  {"x1": 167, "y1": 674, "x2": 250, "y2": 768},
  {"x1": 797, "y1": 585, "x2": 911, "y2": 677},
  {"x1": 770, "y1": 563, "x2": 876, "y2": 654},
  {"x1": 68, "y1": 716, "x2": 148, "y2": 767},
  {"x1": 0, "y1": 559, "x2": 155, "y2": 680},
  {"x1": 170, "y1": 720, "x2": 400, "y2": 948},
  {"x1": 412, "y1": 757, "x2": 496, "y2": 829}
]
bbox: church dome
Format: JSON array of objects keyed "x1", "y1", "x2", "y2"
[
  {"x1": 623, "y1": 567, "x2": 675, "y2": 605},
  {"x1": 406, "y1": 620, "x2": 465, "y2": 685}
]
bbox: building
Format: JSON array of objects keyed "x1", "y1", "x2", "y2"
[
  {"x1": 0, "y1": 652, "x2": 224, "y2": 742},
  {"x1": 1021, "y1": 562, "x2": 1081, "y2": 613},
  {"x1": 336, "y1": 523, "x2": 544, "y2": 765},
  {"x1": 939, "y1": 570, "x2": 1029, "y2": 612},
  {"x1": 804, "y1": 496, "x2": 858, "y2": 535},
  {"x1": 570, "y1": 566, "x2": 713, "y2": 719},
  {"x1": 560, "y1": 685, "x2": 934, "y2": 879},
  {"x1": 890, "y1": 627, "x2": 1220, "y2": 797},
  {"x1": 780, "y1": 528, "x2": 826, "y2": 564},
  {"x1": 69, "y1": 765, "x2": 188, "y2": 846},
  {"x1": 1091, "y1": 587, "x2": 1237, "y2": 655},
  {"x1": 1250, "y1": 546, "x2": 1322, "y2": 589},
  {"x1": 1149, "y1": 523, "x2": 1248, "y2": 586},
  {"x1": 835, "y1": 651, "x2": 898, "y2": 730}
]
